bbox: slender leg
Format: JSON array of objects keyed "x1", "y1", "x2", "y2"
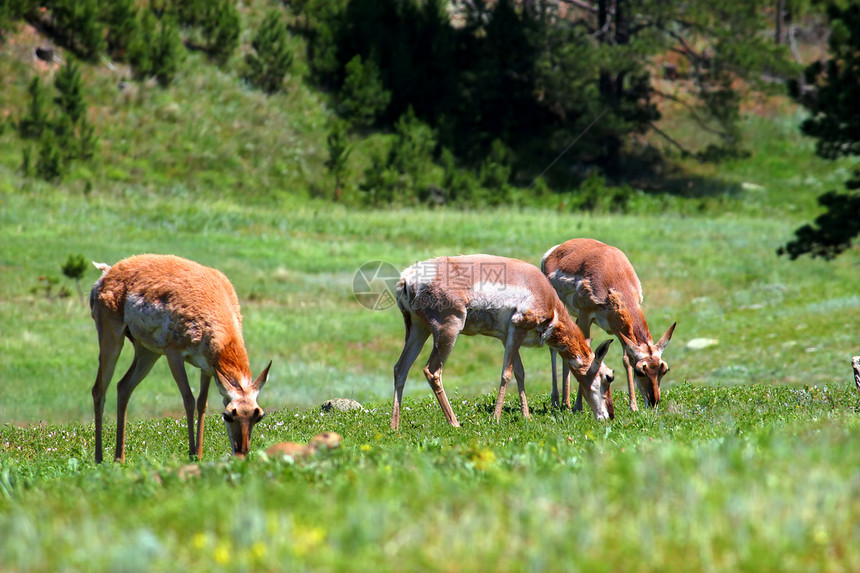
[
  {"x1": 512, "y1": 350, "x2": 529, "y2": 419},
  {"x1": 572, "y1": 316, "x2": 593, "y2": 413},
  {"x1": 623, "y1": 352, "x2": 639, "y2": 412},
  {"x1": 391, "y1": 319, "x2": 431, "y2": 430},
  {"x1": 422, "y1": 318, "x2": 464, "y2": 428},
  {"x1": 165, "y1": 351, "x2": 198, "y2": 459},
  {"x1": 565, "y1": 362, "x2": 581, "y2": 412},
  {"x1": 195, "y1": 373, "x2": 211, "y2": 458},
  {"x1": 550, "y1": 349, "x2": 560, "y2": 409},
  {"x1": 92, "y1": 315, "x2": 126, "y2": 464},
  {"x1": 114, "y1": 343, "x2": 161, "y2": 462},
  {"x1": 493, "y1": 327, "x2": 528, "y2": 421}
]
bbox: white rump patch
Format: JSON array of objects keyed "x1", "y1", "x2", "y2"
[
  {"x1": 540, "y1": 244, "x2": 560, "y2": 271},
  {"x1": 406, "y1": 260, "x2": 439, "y2": 286}
]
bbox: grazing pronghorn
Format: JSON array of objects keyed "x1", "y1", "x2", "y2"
[
  {"x1": 541, "y1": 238, "x2": 676, "y2": 412},
  {"x1": 391, "y1": 255, "x2": 615, "y2": 429},
  {"x1": 90, "y1": 254, "x2": 271, "y2": 463}
]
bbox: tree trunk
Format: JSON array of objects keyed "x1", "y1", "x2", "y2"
[
  {"x1": 775, "y1": 0, "x2": 784, "y2": 45},
  {"x1": 605, "y1": 0, "x2": 629, "y2": 173}
]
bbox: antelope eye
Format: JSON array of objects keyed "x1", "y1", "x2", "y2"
[{"x1": 222, "y1": 412, "x2": 233, "y2": 422}]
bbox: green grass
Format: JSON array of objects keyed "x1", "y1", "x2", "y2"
[
  {"x1": 1, "y1": 189, "x2": 859, "y2": 570},
  {"x1": 1, "y1": 191, "x2": 858, "y2": 424},
  {"x1": 2, "y1": 385, "x2": 859, "y2": 571}
]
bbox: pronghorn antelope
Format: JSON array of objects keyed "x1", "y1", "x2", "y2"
[
  {"x1": 541, "y1": 238, "x2": 676, "y2": 412},
  {"x1": 90, "y1": 254, "x2": 270, "y2": 463},
  {"x1": 391, "y1": 255, "x2": 614, "y2": 429}
]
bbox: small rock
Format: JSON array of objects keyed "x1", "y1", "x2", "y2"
[
  {"x1": 686, "y1": 338, "x2": 719, "y2": 350},
  {"x1": 321, "y1": 398, "x2": 365, "y2": 412},
  {"x1": 741, "y1": 182, "x2": 765, "y2": 192}
]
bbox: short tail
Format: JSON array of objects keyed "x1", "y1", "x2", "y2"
[
  {"x1": 396, "y1": 271, "x2": 415, "y2": 343},
  {"x1": 540, "y1": 244, "x2": 560, "y2": 275},
  {"x1": 89, "y1": 262, "x2": 111, "y2": 312}
]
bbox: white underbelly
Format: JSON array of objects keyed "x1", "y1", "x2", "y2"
[{"x1": 124, "y1": 295, "x2": 213, "y2": 372}]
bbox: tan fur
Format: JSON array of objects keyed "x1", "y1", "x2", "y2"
[
  {"x1": 542, "y1": 239, "x2": 676, "y2": 411},
  {"x1": 265, "y1": 432, "x2": 343, "y2": 460},
  {"x1": 391, "y1": 255, "x2": 615, "y2": 429},
  {"x1": 90, "y1": 254, "x2": 271, "y2": 463}
]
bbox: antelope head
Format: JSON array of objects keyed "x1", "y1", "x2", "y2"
[
  {"x1": 219, "y1": 361, "x2": 271, "y2": 457},
  {"x1": 573, "y1": 339, "x2": 615, "y2": 420},
  {"x1": 619, "y1": 322, "x2": 676, "y2": 408}
]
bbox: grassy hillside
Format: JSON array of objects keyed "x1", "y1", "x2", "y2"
[{"x1": 0, "y1": 9, "x2": 854, "y2": 215}]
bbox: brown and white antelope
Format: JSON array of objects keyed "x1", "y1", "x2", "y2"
[
  {"x1": 391, "y1": 255, "x2": 615, "y2": 429},
  {"x1": 90, "y1": 254, "x2": 271, "y2": 463},
  {"x1": 541, "y1": 238, "x2": 676, "y2": 412}
]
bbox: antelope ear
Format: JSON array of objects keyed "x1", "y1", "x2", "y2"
[
  {"x1": 538, "y1": 308, "x2": 558, "y2": 346},
  {"x1": 617, "y1": 330, "x2": 637, "y2": 351},
  {"x1": 251, "y1": 360, "x2": 272, "y2": 392},
  {"x1": 655, "y1": 322, "x2": 677, "y2": 352},
  {"x1": 594, "y1": 339, "x2": 613, "y2": 364},
  {"x1": 618, "y1": 331, "x2": 648, "y2": 361},
  {"x1": 587, "y1": 339, "x2": 613, "y2": 376}
]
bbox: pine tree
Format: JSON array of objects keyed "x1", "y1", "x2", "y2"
[
  {"x1": 104, "y1": 0, "x2": 138, "y2": 59},
  {"x1": 78, "y1": 120, "x2": 97, "y2": 162},
  {"x1": 202, "y1": 0, "x2": 240, "y2": 66},
  {"x1": 36, "y1": 129, "x2": 64, "y2": 181},
  {"x1": 338, "y1": 55, "x2": 391, "y2": 128},
  {"x1": 154, "y1": 16, "x2": 184, "y2": 87},
  {"x1": 358, "y1": 108, "x2": 436, "y2": 204},
  {"x1": 51, "y1": 0, "x2": 105, "y2": 60},
  {"x1": 170, "y1": 0, "x2": 207, "y2": 27},
  {"x1": 128, "y1": 9, "x2": 157, "y2": 79},
  {"x1": 324, "y1": 120, "x2": 351, "y2": 201},
  {"x1": 52, "y1": 113, "x2": 78, "y2": 163},
  {"x1": 61, "y1": 253, "x2": 87, "y2": 304},
  {"x1": 18, "y1": 77, "x2": 49, "y2": 140},
  {"x1": 0, "y1": 0, "x2": 21, "y2": 43},
  {"x1": 127, "y1": 10, "x2": 184, "y2": 87},
  {"x1": 54, "y1": 60, "x2": 86, "y2": 125},
  {"x1": 479, "y1": 139, "x2": 513, "y2": 207},
  {"x1": 243, "y1": 10, "x2": 293, "y2": 94},
  {"x1": 780, "y1": 3, "x2": 860, "y2": 259}
]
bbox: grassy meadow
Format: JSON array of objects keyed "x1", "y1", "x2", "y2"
[{"x1": 2, "y1": 183, "x2": 860, "y2": 571}]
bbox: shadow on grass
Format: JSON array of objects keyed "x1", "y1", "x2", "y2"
[
  {"x1": 475, "y1": 401, "x2": 573, "y2": 418},
  {"x1": 634, "y1": 173, "x2": 745, "y2": 199}
]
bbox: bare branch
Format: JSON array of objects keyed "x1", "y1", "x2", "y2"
[
  {"x1": 789, "y1": 24, "x2": 802, "y2": 64},
  {"x1": 559, "y1": 0, "x2": 601, "y2": 14},
  {"x1": 663, "y1": 28, "x2": 704, "y2": 62},
  {"x1": 649, "y1": 87, "x2": 730, "y2": 138},
  {"x1": 648, "y1": 122, "x2": 692, "y2": 157}
]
